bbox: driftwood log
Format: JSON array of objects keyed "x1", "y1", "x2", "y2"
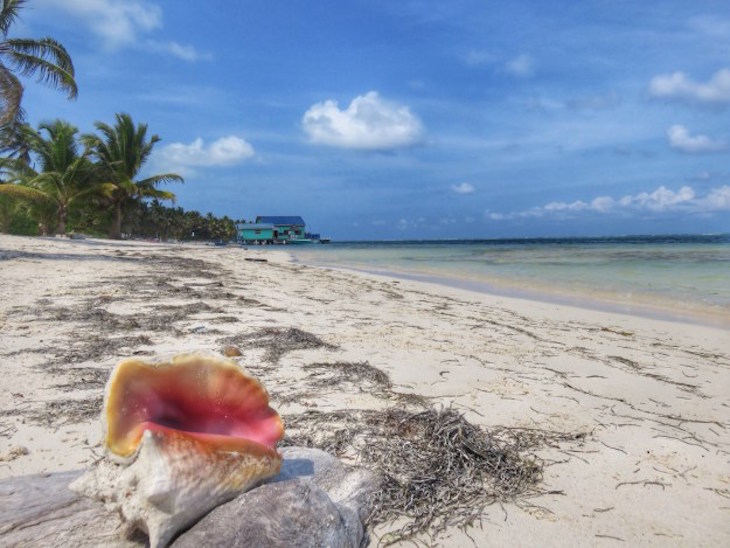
[{"x1": 0, "y1": 447, "x2": 379, "y2": 547}]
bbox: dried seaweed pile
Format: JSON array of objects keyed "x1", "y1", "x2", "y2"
[
  {"x1": 304, "y1": 361, "x2": 392, "y2": 393},
  {"x1": 55, "y1": 334, "x2": 152, "y2": 365},
  {"x1": 0, "y1": 420, "x2": 16, "y2": 438},
  {"x1": 1, "y1": 396, "x2": 103, "y2": 428},
  {"x1": 36, "y1": 301, "x2": 219, "y2": 333},
  {"x1": 50, "y1": 367, "x2": 110, "y2": 392},
  {"x1": 221, "y1": 327, "x2": 337, "y2": 363},
  {"x1": 284, "y1": 407, "x2": 582, "y2": 544}
]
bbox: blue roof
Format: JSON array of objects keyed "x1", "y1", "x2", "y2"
[{"x1": 256, "y1": 216, "x2": 305, "y2": 226}]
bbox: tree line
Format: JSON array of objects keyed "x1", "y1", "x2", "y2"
[{"x1": 0, "y1": 1, "x2": 238, "y2": 242}]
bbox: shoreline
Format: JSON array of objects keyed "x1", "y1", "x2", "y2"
[
  {"x1": 288, "y1": 253, "x2": 730, "y2": 331},
  {"x1": 1, "y1": 234, "x2": 729, "y2": 546}
]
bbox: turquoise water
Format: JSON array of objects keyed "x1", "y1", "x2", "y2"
[{"x1": 286, "y1": 235, "x2": 730, "y2": 327}]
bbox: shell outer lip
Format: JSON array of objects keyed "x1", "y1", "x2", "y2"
[{"x1": 102, "y1": 353, "x2": 284, "y2": 463}]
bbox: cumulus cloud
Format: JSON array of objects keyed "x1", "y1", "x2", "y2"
[
  {"x1": 488, "y1": 185, "x2": 730, "y2": 221},
  {"x1": 505, "y1": 54, "x2": 534, "y2": 77},
  {"x1": 156, "y1": 136, "x2": 254, "y2": 174},
  {"x1": 703, "y1": 185, "x2": 730, "y2": 210},
  {"x1": 451, "y1": 182, "x2": 475, "y2": 194},
  {"x1": 619, "y1": 186, "x2": 697, "y2": 211},
  {"x1": 35, "y1": 0, "x2": 206, "y2": 60},
  {"x1": 648, "y1": 68, "x2": 730, "y2": 105},
  {"x1": 667, "y1": 125, "x2": 726, "y2": 153},
  {"x1": 302, "y1": 91, "x2": 424, "y2": 150}
]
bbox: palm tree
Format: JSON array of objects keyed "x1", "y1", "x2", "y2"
[
  {"x1": 0, "y1": 0, "x2": 77, "y2": 146},
  {"x1": 0, "y1": 119, "x2": 111, "y2": 235},
  {"x1": 83, "y1": 113, "x2": 182, "y2": 239}
]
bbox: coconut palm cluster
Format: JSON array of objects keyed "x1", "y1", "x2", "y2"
[{"x1": 0, "y1": 1, "x2": 236, "y2": 240}]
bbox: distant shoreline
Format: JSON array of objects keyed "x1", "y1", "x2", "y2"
[
  {"x1": 326, "y1": 233, "x2": 730, "y2": 245},
  {"x1": 286, "y1": 235, "x2": 730, "y2": 330},
  {"x1": 290, "y1": 255, "x2": 730, "y2": 330}
]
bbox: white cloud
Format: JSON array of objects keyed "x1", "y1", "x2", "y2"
[
  {"x1": 35, "y1": 0, "x2": 206, "y2": 61},
  {"x1": 147, "y1": 40, "x2": 211, "y2": 62},
  {"x1": 622, "y1": 186, "x2": 696, "y2": 211},
  {"x1": 156, "y1": 136, "x2": 254, "y2": 173},
  {"x1": 543, "y1": 200, "x2": 588, "y2": 213},
  {"x1": 302, "y1": 91, "x2": 424, "y2": 150},
  {"x1": 35, "y1": 0, "x2": 161, "y2": 47},
  {"x1": 464, "y1": 50, "x2": 536, "y2": 79},
  {"x1": 702, "y1": 186, "x2": 730, "y2": 210},
  {"x1": 667, "y1": 125, "x2": 726, "y2": 153},
  {"x1": 505, "y1": 54, "x2": 534, "y2": 77},
  {"x1": 451, "y1": 182, "x2": 475, "y2": 194},
  {"x1": 648, "y1": 68, "x2": 730, "y2": 105},
  {"x1": 488, "y1": 185, "x2": 730, "y2": 221}
]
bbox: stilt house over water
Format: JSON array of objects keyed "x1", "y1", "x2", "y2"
[{"x1": 237, "y1": 216, "x2": 307, "y2": 244}]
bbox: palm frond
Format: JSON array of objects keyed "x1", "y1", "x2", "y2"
[
  {"x1": 69, "y1": 183, "x2": 117, "y2": 205},
  {"x1": 0, "y1": 0, "x2": 26, "y2": 36},
  {"x1": 0, "y1": 115, "x2": 32, "y2": 161},
  {"x1": 0, "y1": 154, "x2": 34, "y2": 177},
  {"x1": 5, "y1": 38, "x2": 77, "y2": 98},
  {"x1": 0, "y1": 65, "x2": 23, "y2": 126},
  {"x1": 33, "y1": 119, "x2": 80, "y2": 172},
  {"x1": 91, "y1": 182, "x2": 119, "y2": 200},
  {"x1": 141, "y1": 188, "x2": 177, "y2": 203},
  {"x1": 137, "y1": 173, "x2": 184, "y2": 188},
  {"x1": 0, "y1": 182, "x2": 52, "y2": 204}
]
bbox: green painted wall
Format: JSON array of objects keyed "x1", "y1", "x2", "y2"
[{"x1": 238, "y1": 227, "x2": 274, "y2": 241}]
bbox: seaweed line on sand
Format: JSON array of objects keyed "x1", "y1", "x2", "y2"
[
  {"x1": 0, "y1": 420, "x2": 17, "y2": 438},
  {"x1": 283, "y1": 406, "x2": 586, "y2": 545},
  {"x1": 220, "y1": 327, "x2": 338, "y2": 363},
  {"x1": 1, "y1": 396, "x2": 103, "y2": 428},
  {"x1": 304, "y1": 361, "x2": 392, "y2": 392}
]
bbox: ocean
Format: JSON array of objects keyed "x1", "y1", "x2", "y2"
[{"x1": 286, "y1": 234, "x2": 730, "y2": 328}]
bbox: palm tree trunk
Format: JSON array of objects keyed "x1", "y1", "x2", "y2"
[
  {"x1": 110, "y1": 200, "x2": 123, "y2": 239},
  {"x1": 57, "y1": 206, "x2": 67, "y2": 236}
]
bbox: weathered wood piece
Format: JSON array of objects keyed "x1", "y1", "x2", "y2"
[
  {"x1": 0, "y1": 447, "x2": 378, "y2": 547},
  {"x1": 0, "y1": 470, "x2": 139, "y2": 547},
  {"x1": 174, "y1": 446, "x2": 378, "y2": 547}
]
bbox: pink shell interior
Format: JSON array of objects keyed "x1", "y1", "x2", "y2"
[{"x1": 105, "y1": 356, "x2": 284, "y2": 457}]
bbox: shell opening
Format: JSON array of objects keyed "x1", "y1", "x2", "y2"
[{"x1": 105, "y1": 356, "x2": 284, "y2": 458}]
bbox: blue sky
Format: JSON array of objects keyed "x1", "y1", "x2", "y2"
[{"x1": 14, "y1": 0, "x2": 730, "y2": 239}]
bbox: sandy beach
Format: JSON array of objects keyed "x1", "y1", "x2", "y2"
[{"x1": 1, "y1": 234, "x2": 729, "y2": 546}]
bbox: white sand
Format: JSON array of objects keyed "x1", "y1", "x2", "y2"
[{"x1": 1, "y1": 234, "x2": 728, "y2": 546}]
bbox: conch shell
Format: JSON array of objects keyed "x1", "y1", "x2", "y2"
[{"x1": 71, "y1": 354, "x2": 284, "y2": 547}]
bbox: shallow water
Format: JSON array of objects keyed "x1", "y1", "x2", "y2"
[{"x1": 283, "y1": 235, "x2": 730, "y2": 327}]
